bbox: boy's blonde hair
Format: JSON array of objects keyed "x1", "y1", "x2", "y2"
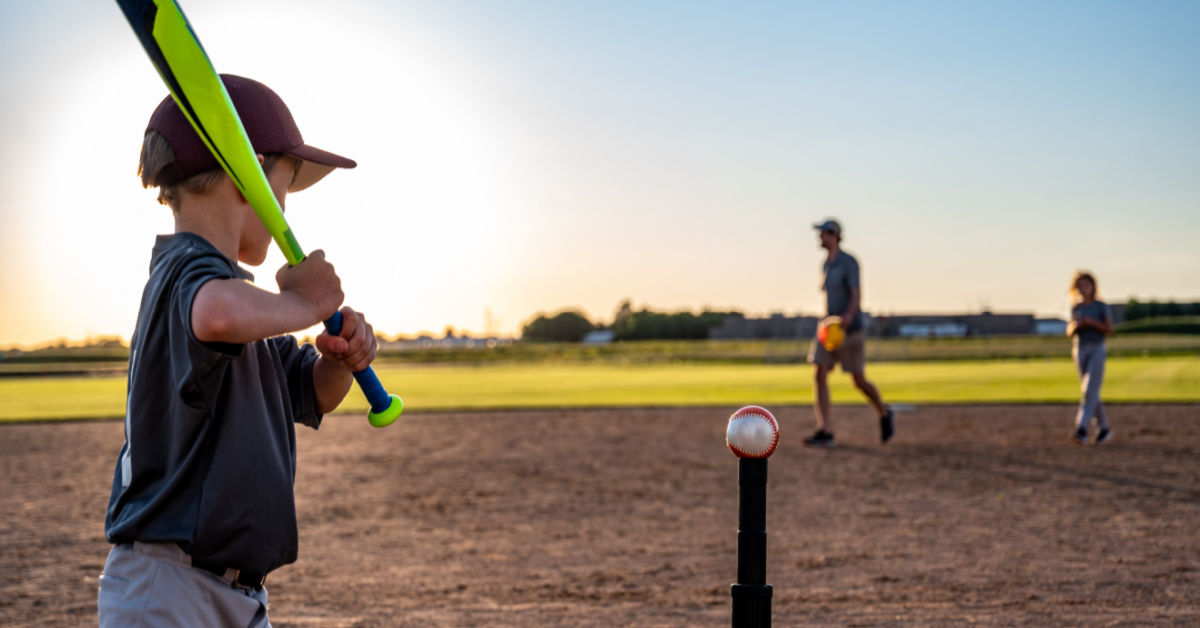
[
  {"x1": 138, "y1": 130, "x2": 292, "y2": 213},
  {"x1": 1069, "y1": 271, "x2": 1099, "y2": 303}
]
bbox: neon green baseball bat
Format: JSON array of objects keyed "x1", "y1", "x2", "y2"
[{"x1": 116, "y1": 0, "x2": 403, "y2": 428}]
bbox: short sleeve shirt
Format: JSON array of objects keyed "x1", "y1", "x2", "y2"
[
  {"x1": 1071, "y1": 300, "x2": 1111, "y2": 346},
  {"x1": 104, "y1": 233, "x2": 322, "y2": 575},
  {"x1": 822, "y1": 251, "x2": 864, "y2": 333}
]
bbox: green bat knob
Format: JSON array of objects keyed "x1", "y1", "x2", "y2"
[{"x1": 368, "y1": 394, "x2": 404, "y2": 428}]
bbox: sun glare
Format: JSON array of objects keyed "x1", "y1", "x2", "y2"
[
  {"x1": 27, "y1": 0, "x2": 524, "y2": 345},
  {"x1": 215, "y1": 2, "x2": 524, "y2": 338}
]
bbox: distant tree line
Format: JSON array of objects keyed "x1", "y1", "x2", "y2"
[
  {"x1": 1124, "y1": 298, "x2": 1200, "y2": 321},
  {"x1": 520, "y1": 310, "x2": 596, "y2": 343},
  {"x1": 521, "y1": 297, "x2": 1200, "y2": 342},
  {"x1": 610, "y1": 301, "x2": 735, "y2": 341},
  {"x1": 521, "y1": 300, "x2": 739, "y2": 342}
]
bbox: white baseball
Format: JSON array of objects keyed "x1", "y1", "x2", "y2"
[{"x1": 726, "y1": 405, "x2": 779, "y2": 458}]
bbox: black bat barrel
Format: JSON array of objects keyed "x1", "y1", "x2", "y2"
[{"x1": 731, "y1": 457, "x2": 772, "y2": 628}]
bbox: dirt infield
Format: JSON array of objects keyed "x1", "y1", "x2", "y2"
[{"x1": 2, "y1": 404, "x2": 1198, "y2": 626}]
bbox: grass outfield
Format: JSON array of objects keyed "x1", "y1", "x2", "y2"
[
  {"x1": 7, "y1": 334, "x2": 1200, "y2": 371},
  {"x1": 2, "y1": 355, "x2": 1197, "y2": 422}
]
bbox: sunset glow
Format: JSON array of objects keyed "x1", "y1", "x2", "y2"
[{"x1": 2, "y1": 0, "x2": 1197, "y2": 347}]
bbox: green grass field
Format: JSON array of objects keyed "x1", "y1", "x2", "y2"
[
  {"x1": 2, "y1": 355, "x2": 1197, "y2": 422},
  {"x1": 377, "y1": 333, "x2": 1200, "y2": 364},
  {"x1": 7, "y1": 334, "x2": 1200, "y2": 371}
]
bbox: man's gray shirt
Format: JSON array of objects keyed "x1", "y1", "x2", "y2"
[
  {"x1": 1071, "y1": 300, "x2": 1112, "y2": 346},
  {"x1": 822, "y1": 250, "x2": 864, "y2": 333},
  {"x1": 105, "y1": 233, "x2": 322, "y2": 575}
]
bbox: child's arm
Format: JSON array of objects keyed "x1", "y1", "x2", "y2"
[
  {"x1": 192, "y1": 250, "x2": 344, "y2": 344},
  {"x1": 312, "y1": 307, "x2": 378, "y2": 414},
  {"x1": 1066, "y1": 306, "x2": 1083, "y2": 336},
  {"x1": 1068, "y1": 308, "x2": 1114, "y2": 336}
]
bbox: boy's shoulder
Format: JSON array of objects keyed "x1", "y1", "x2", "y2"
[
  {"x1": 149, "y1": 232, "x2": 248, "y2": 281},
  {"x1": 133, "y1": 233, "x2": 250, "y2": 371}
]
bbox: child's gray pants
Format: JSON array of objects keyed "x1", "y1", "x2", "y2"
[
  {"x1": 98, "y1": 541, "x2": 270, "y2": 627},
  {"x1": 1073, "y1": 342, "x2": 1109, "y2": 433}
]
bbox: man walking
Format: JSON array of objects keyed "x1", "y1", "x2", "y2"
[{"x1": 803, "y1": 219, "x2": 894, "y2": 448}]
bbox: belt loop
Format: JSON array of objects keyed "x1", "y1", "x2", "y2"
[{"x1": 232, "y1": 568, "x2": 267, "y2": 590}]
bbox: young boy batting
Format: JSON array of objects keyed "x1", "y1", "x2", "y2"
[{"x1": 98, "y1": 75, "x2": 376, "y2": 627}]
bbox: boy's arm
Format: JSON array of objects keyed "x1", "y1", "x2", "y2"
[
  {"x1": 193, "y1": 251, "x2": 343, "y2": 344},
  {"x1": 312, "y1": 307, "x2": 379, "y2": 414}
]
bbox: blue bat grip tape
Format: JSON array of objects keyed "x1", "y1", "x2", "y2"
[{"x1": 323, "y1": 312, "x2": 391, "y2": 413}]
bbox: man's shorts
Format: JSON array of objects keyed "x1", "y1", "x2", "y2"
[{"x1": 808, "y1": 328, "x2": 867, "y2": 374}]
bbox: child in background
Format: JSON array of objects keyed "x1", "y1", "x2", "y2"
[{"x1": 1067, "y1": 271, "x2": 1113, "y2": 445}]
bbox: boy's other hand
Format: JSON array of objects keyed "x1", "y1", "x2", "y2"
[
  {"x1": 316, "y1": 307, "x2": 378, "y2": 373},
  {"x1": 276, "y1": 249, "x2": 344, "y2": 323}
]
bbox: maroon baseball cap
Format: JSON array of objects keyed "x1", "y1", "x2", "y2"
[{"x1": 146, "y1": 74, "x2": 356, "y2": 192}]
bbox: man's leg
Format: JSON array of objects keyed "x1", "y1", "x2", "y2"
[
  {"x1": 805, "y1": 337, "x2": 837, "y2": 447},
  {"x1": 814, "y1": 364, "x2": 832, "y2": 432},
  {"x1": 851, "y1": 371, "x2": 886, "y2": 417},
  {"x1": 803, "y1": 363, "x2": 837, "y2": 447},
  {"x1": 852, "y1": 371, "x2": 894, "y2": 443},
  {"x1": 842, "y1": 330, "x2": 893, "y2": 443}
]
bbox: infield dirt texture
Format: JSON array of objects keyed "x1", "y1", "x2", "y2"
[{"x1": 3, "y1": 404, "x2": 1198, "y2": 626}]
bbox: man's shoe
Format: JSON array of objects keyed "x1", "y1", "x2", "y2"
[
  {"x1": 1095, "y1": 429, "x2": 1112, "y2": 445},
  {"x1": 1072, "y1": 428, "x2": 1088, "y2": 446},
  {"x1": 880, "y1": 408, "x2": 895, "y2": 444},
  {"x1": 803, "y1": 430, "x2": 836, "y2": 448}
]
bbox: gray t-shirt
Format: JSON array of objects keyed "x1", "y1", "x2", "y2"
[
  {"x1": 105, "y1": 233, "x2": 322, "y2": 575},
  {"x1": 822, "y1": 251, "x2": 864, "y2": 333},
  {"x1": 1071, "y1": 300, "x2": 1112, "y2": 346}
]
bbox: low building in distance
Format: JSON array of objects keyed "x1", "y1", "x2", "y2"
[
  {"x1": 582, "y1": 330, "x2": 616, "y2": 345},
  {"x1": 711, "y1": 311, "x2": 1065, "y2": 339}
]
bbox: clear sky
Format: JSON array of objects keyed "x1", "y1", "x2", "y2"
[{"x1": 1, "y1": 0, "x2": 1197, "y2": 347}]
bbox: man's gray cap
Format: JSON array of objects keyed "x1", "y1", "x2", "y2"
[{"x1": 813, "y1": 219, "x2": 842, "y2": 234}]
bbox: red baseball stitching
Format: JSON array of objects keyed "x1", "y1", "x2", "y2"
[{"x1": 726, "y1": 405, "x2": 779, "y2": 458}]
